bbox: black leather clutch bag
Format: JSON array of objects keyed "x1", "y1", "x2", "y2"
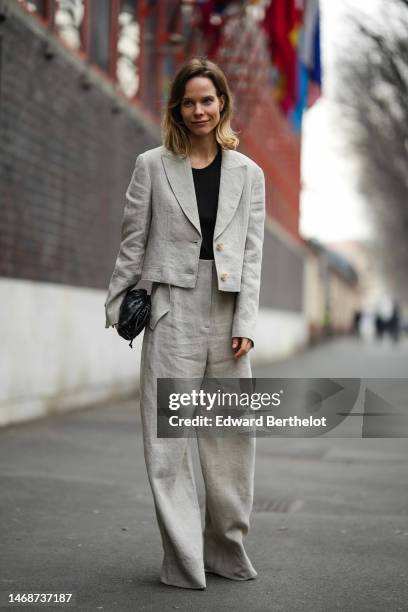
[{"x1": 117, "y1": 288, "x2": 151, "y2": 348}]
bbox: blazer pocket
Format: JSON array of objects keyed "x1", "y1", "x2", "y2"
[{"x1": 149, "y1": 283, "x2": 171, "y2": 331}]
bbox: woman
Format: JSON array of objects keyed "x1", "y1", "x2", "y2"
[{"x1": 105, "y1": 57, "x2": 265, "y2": 590}]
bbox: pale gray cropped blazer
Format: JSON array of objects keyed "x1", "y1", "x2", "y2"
[{"x1": 104, "y1": 145, "x2": 265, "y2": 345}]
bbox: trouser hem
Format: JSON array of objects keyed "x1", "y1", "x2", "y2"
[
  {"x1": 160, "y1": 577, "x2": 206, "y2": 590},
  {"x1": 204, "y1": 567, "x2": 258, "y2": 581}
]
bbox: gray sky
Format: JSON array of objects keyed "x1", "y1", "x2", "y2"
[{"x1": 300, "y1": 0, "x2": 384, "y2": 243}]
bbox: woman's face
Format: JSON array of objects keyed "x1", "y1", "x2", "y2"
[{"x1": 179, "y1": 76, "x2": 225, "y2": 138}]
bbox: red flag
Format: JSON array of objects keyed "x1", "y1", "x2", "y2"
[{"x1": 262, "y1": 0, "x2": 303, "y2": 114}]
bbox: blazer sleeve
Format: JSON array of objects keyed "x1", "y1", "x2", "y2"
[
  {"x1": 104, "y1": 153, "x2": 152, "y2": 328},
  {"x1": 231, "y1": 164, "x2": 265, "y2": 347}
]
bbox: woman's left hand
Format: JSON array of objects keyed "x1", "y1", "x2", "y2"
[{"x1": 232, "y1": 337, "x2": 253, "y2": 358}]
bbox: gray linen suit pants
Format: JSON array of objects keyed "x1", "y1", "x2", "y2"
[{"x1": 139, "y1": 258, "x2": 257, "y2": 589}]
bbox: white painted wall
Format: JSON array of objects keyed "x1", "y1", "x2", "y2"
[
  {"x1": 0, "y1": 278, "x2": 306, "y2": 427},
  {"x1": 254, "y1": 308, "x2": 308, "y2": 363},
  {"x1": 0, "y1": 278, "x2": 142, "y2": 427}
]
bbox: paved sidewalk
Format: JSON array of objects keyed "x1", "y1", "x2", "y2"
[{"x1": 1, "y1": 337, "x2": 408, "y2": 611}]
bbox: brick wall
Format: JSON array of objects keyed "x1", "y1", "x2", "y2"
[{"x1": 0, "y1": 0, "x2": 160, "y2": 290}]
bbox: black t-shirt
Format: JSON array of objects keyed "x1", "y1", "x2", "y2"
[{"x1": 191, "y1": 146, "x2": 222, "y2": 260}]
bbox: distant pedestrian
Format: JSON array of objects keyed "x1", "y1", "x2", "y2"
[
  {"x1": 375, "y1": 313, "x2": 385, "y2": 340},
  {"x1": 352, "y1": 310, "x2": 362, "y2": 336},
  {"x1": 388, "y1": 300, "x2": 401, "y2": 343}
]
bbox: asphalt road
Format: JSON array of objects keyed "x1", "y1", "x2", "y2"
[{"x1": 1, "y1": 336, "x2": 407, "y2": 611}]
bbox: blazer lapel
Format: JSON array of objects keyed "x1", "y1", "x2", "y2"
[
  {"x1": 161, "y1": 153, "x2": 202, "y2": 236},
  {"x1": 214, "y1": 150, "x2": 246, "y2": 240},
  {"x1": 161, "y1": 148, "x2": 246, "y2": 240}
]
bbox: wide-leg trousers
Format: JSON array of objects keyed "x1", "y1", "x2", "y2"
[{"x1": 139, "y1": 258, "x2": 257, "y2": 589}]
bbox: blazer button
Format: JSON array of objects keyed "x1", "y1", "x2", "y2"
[
  {"x1": 216, "y1": 242, "x2": 224, "y2": 251},
  {"x1": 220, "y1": 272, "x2": 228, "y2": 281}
]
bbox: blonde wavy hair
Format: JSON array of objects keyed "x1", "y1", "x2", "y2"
[{"x1": 162, "y1": 57, "x2": 239, "y2": 157}]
